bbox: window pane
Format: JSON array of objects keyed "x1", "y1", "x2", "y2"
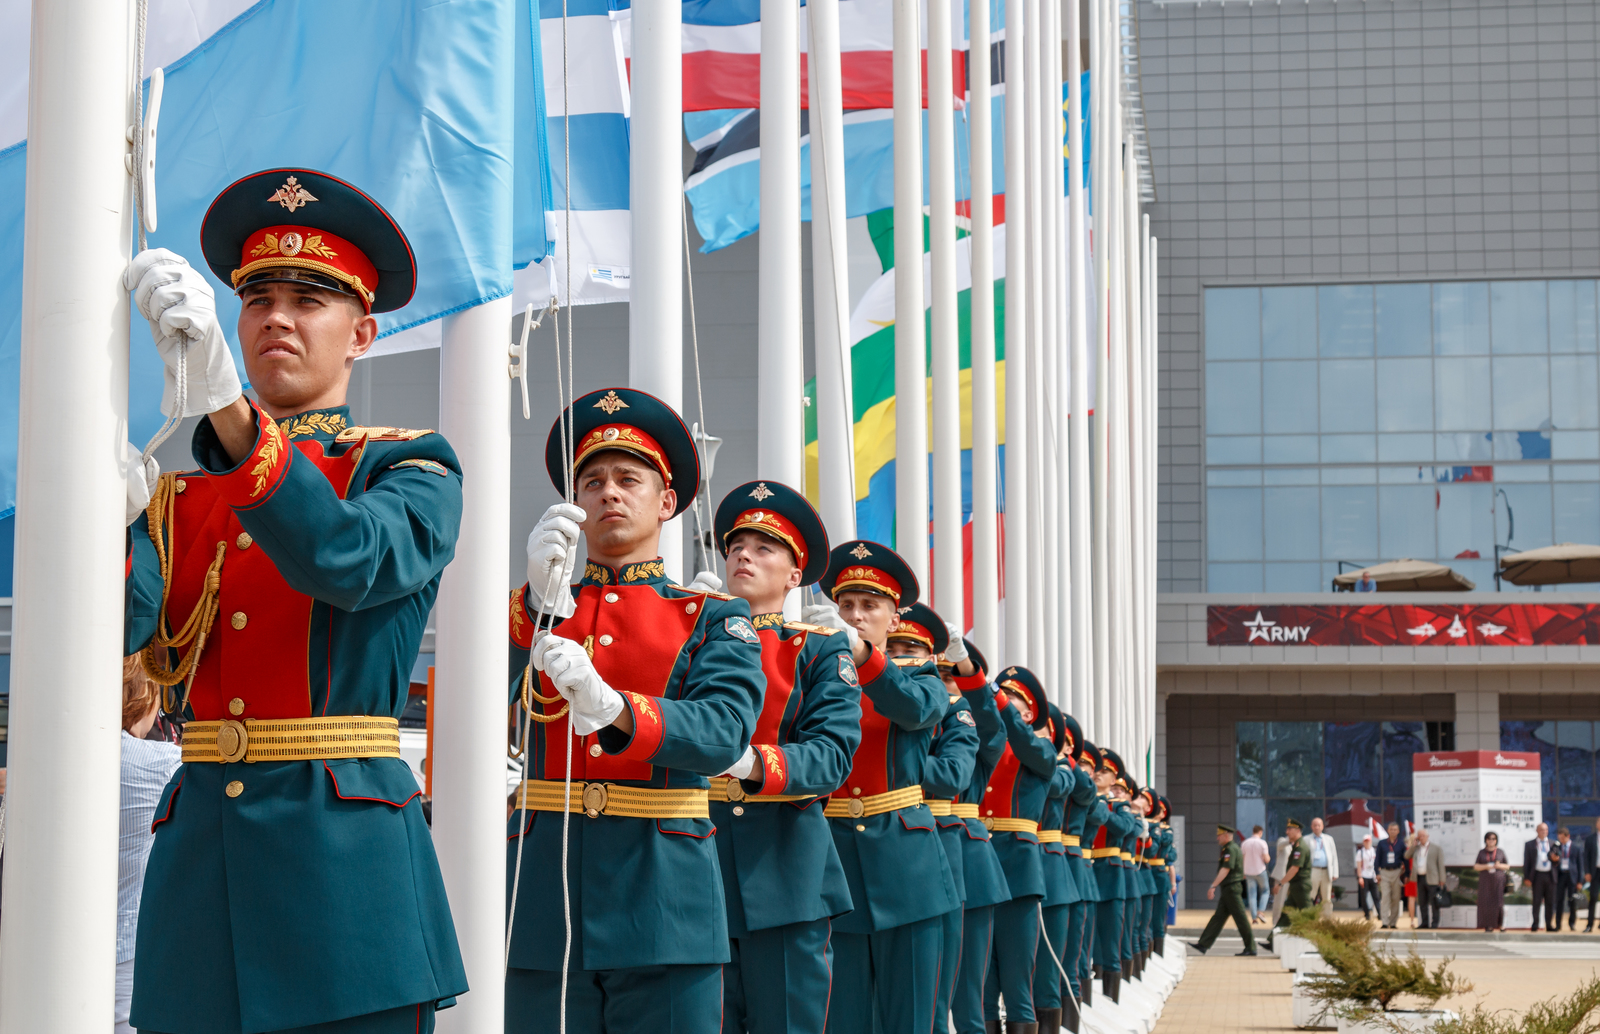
[
  {"x1": 1319, "y1": 285, "x2": 1375, "y2": 357},
  {"x1": 1491, "y1": 280, "x2": 1549, "y2": 354},
  {"x1": 1208, "y1": 436, "x2": 1262, "y2": 464},
  {"x1": 1500, "y1": 482, "x2": 1554, "y2": 551},
  {"x1": 1376, "y1": 357, "x2": 1434, "y2": 432},
  {"x1": 1264, "y1": 486, "x2": 1321, "y2": 560},
  {"x1": 1265, "y1": 562, "x2": 1323, "y2": 591},
  {"x1": 1557, "y1": 721, "x2": 1594, "y2": 800},
  {"x1": 1206, "y1": 287, "x2": 1261, "y2": 359},
  {"x1": 1322, "y1": 466, "x2": 1377, "y2": 485},
  {"x1": 1208, "y1": 563, "x2": 1264, "y2": 592},
  {"x1": 1265, "y1": 467, "x2": 1321, "y2": 485},
  {"x1": 1208, "y1": 488, "x2": 1263, "y2": 560},
  {"x1": 1267, "y1": 799, "x2": 1323, "y2": 843},
  {"x1": 1494, "y1": 430, "x2": 1553, "y2": 461},
  {"x1": 1322, "y1": 486, "x2": 1379, "y2": 560},
  {"x1": 1236, "y1": 798, "x2": 1268, "y2": 840},
  {"x1": 1208, "y1": 469, "x2": 1264, "y2": 486},
  {"x1": 1237, "y1": 721, "x2": 1265, "y2": 798},
  {"x1": 1262, "y1": 361, "x2": 1320, "y2": 434},
  {"x1": 1262, "y1": 286, "x2": 1318, "y2": 358},
  {"x1": 1264, "y1": 436, "x2": 1320, "y2": 464},
  {"x1": 1498, "y1": 463, "x2": 1549, "y2": 482},
  {"x1": 1378, "y1": 433, "x2": 1434, "y2": 462},
  {"x1": 1207, "y1": 361, "x2": 1262, "y2": 434},
  {"x1": 1326, "y1": 722, "x2": 1382, "y2": 799},
  {"x1": 1435, "y1": 282, "x2": 1490, "y2": 355},
  {"x1": 1436, "y1": 432, "x2": 1492, "y2": 462},
  {"x1": 1501, "y1": 722, "x2": 1558, "y2": 800},
  {"x1": 1320, "y1": 359, "x2": 1376, "y2": 432},
  {"x1": 1376, "y1": 283, "x2": 1432, "y2": 356},
  {"x1": 1553, "y1": 482, "x2": 1600, "y2": 544},
  {"x1": 1434, "y1": 357, "x2": 1492, "y2": 431},
  {"x1": 1266, "y1": 722, "x2": 1324, "y2": 797},
  {"x1": 1437, "y1": 482, "x2": 1494, "y2": 561},
  {"x1": 1379, "y1": 485, "x2": 1437, "y2": 559},
  {"x1": 1552, "y1": 432, "x2": 1600, "y2": 460},
  {"x1": 1322, "y1": 435, "x2": 1377, "y2": 463},
  {"x1": 1551, "y1": 356, "x2": 1600, "y2": 430},
  {"x1": 1383, "y1": 722, "x2": 1428, "y2": 798},
  {"x1": 1554, "y1": 463, "x2": 1600, "y2": 481},
  {"x1": 1491, "y1": 356, "x2": 1551, "y2": 431},
  {"x1": 1550, "y1": 280, "x2": 1598, "y2": 353}
]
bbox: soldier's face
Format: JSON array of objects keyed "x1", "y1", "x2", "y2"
[
  {"x1": 575, "y1": 455, "x2": 676, "y2": 559},
  {"x1": 724, "y1": 530, "x2": 801, "y2": 606},
  {"x1": 836, "y1": 591, "x2": 898, "y2": 647},
  {"x1": 238, "y1": 282, "x2": 375, "y2": 413},
  {"x1": 884, "y1": 639, "x2": 930, "y2": 660},
  {"x1": 1094, "y1": 769, "x2": 1115, "y2": 791}
]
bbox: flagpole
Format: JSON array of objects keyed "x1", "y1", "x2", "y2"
[
  {"x1": 1049, "y1": 0, "x2": 1070, "y2": 707},
  {"x1": 893, "y1": 0, "x2": 928, "y2": 583},
  {"x1": 1002, "y1": 0, "x2": 1030, "y2": 668},
  {"x1": 1147, "y1": 230, "x2": 1159, "y2": 776},
  {"x1": 759, "y1": 0, "x2": 804, "y2": 494},
  {"x1": 928, "y1": 0, "x2": 962, "y2": 628},
  {"x1": 809, "y1": 0, "x2": 857, "y2": 541},
  {"x1": 0, "y1": 0, "x2": 131, "y2": 1024},
  {"x1": 631, "y1": 0, "x2": 685, "y2": 578},
  {"x1": 1088, "y1": 0, "x2": 1112, "y2": 747},
  {"x1": 967, "y1": 0, "x2": 1000, "y2": 660},
  {"x1": 1022, "y1": 0, "x2": 1046, "y2": 669},
  {"x1": 1064, "y1": 0, "x2": 1093, "y2": 730},
  {"x1": 1124, "y1": 163, "x2": 1145, "y2": 770},
  {"x1": 1034, "y1": 0, "x2": 1060, "y2": 698}
]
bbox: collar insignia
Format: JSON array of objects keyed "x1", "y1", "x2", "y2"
[
  {"x1": 267, "y1": 175, "x2": 319, "y2": 213},
  {"x1": 749, "y1": 482, "x2": 775, "y2": 502},
  {"x1": 849, "y1": 543, "x2": 872, "y2": 560},
  {"x1": 594, "y1": 390, "x2": 629, "y2": 415}
]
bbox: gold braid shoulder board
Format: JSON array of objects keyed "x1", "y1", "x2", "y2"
[{"x1": 139, "y1": 473, "x2": 227, "y2": 713}]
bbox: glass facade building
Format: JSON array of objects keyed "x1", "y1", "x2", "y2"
[{"x1": 1204, "y1": 280, "x2": 1600, "y2": 593}]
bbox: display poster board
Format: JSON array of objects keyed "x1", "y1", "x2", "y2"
[{"x1": 1412, "y1": 750, "x2": 1542, "y2": 866}]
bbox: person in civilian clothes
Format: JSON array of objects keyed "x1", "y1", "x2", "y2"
[
  {"x1": 505, "y1": 388, "x2": 765, "y2": 1030},
  {"x1": 1375, "y1": 823, "x2": 1406, "y2": 929},
  {"x1": 977, "y1": 667, "x2": 1068, "y2": 1032},
  {"x1": 885, "y1": 604, "x2": 977, "y2": 1029},
  {"x1": 807, "y1": 543, "x2": 957, "y2": 1034},
  {"x1": 1556, "y1": 827, "x2": 1585, "y2": 932},
  {"x1": 705, "y1": 481, "x2": 862, "y2": 1034},
  {"x1": 1088, "y1": 750, "x2": 1139, "y2": 1003},
  {"x1": 1031, "y1": 704, "x2": 1084, "y2": 1034},
  {"x1": 1070, "y1": 743, "x2": 1109, "y2": 1013}
]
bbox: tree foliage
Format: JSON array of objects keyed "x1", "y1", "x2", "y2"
[{"x1": 1429, "y1": 978, "x2": 1600, "y2": 1034}]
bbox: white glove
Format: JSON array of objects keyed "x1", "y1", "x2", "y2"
[
  {"x1": 943, "y1": 622, "x2": 969, "y2": 664},
  {"x1": 802, "y1": 601, "x2": 861, "y2": 654},
  {"x1": 124, "y1": 442, "x2": 159, "y2": 527},
  {"x1": 724, "y1": 746, "x2": 757, "y2": 781},
  {"x1": 531, "y1": 635, "x2": 624, "y2": 736},
  {"x1": 124, "y1": 249, "x2": 243, "y2": 418},
  {"x1": 525, "y1": 503, "x2": 584, "y2": 619},
  {"x1": 686, "y1": 569, "x2": 723, "y2": 593}
]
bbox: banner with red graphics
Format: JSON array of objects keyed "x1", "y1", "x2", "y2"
[{"x1": 1207, "y1": 604, "x2": 1600, "y2": 646}]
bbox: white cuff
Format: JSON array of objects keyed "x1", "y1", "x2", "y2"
[
  {"x1": 569, "y1": 684, "x2": 626, "y2": 736},
  {"x1": 726, "y1": 746, "x2": 757, "y2": 781}
]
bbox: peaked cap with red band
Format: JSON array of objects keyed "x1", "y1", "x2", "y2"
[
  {"x1": 886, "y1": 602, "x2": 950, "y2": 656},
  {"x1": 545, "y1": 387, "x2": 700, "y2": 517},
  {"x1": 996, "y1": 664, "x2": 1050, "y2": 731},
  {"x1": 201, "y1": 168, "x2": 416, "y2": 313},
  {"x1": 714, "y1": 480, "x2": 830, "y2": 585},
  {"x1": 1057, "y1": 707, "x2": 1084, "y2": 763},
  {"x1": 820, "y1": 539, "x2": 920, "y2": 608}
]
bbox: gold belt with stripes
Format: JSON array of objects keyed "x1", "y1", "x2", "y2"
[
  {"x1": 183, "y1": 716, "x2": 400, "y2": 764},
  {"x1": 1064, "y1": 834, "x2": 1081, "y2": 847},
  {"x1": 516, "y1": 779, "x2": 709, "y2": 819},
  {"x1": 708, "y1": 776, "x2": 816, "y2": 804},
  {"x1": 951, "y1": 803, "x2": 981, "y2": 819},
  {"x1": 1120, "y1": 851, "x2": 1135, "y2": 862},
  {"x1": 1089, "y1": 847, "x2": 1121, "y2": 858},
  {"x1": 1151, "y1": 859, "x2": 1168, "y2": 867},
  {"x1": 824, "y1": 785, "x2": 924, "y2": 820},
  {"x1": 925, "y1": 799, "x2": 954, "y2": 817},
  {"x1": 983, "y1": 817, "x2": 1040, "y2": 834},
  {"x1": 1038, "y1": 830, "x2": 1064, "y2": 844}
]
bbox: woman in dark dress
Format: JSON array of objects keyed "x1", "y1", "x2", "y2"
[{"x1": 1474, "y1": 832, "x2": 1510, "y2": 932}]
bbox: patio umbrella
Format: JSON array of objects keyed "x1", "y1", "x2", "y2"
[
  {"x1": 1333, "y1": 559, "x2": 1476, "y2": 592},
  {"x1": 1498, "y1": 543, "x2": 1600, "y2": 586}
]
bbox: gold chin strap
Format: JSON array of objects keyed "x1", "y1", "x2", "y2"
[{"x1": 139, "y1": 473, "x2": 227, "y2": 714}]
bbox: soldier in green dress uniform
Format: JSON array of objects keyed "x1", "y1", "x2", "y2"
[
  {"x1": 1190, "y1": 825, "x2": 1257, "y2": 956},
  {"x1": 504, "y1": 388, "x2": 765, "y2": 1031},
  {"x1": 1264, "y1": 819, "x2": 1312, "y2": 953},
  {"x1": 124, "y1": 169, "x2": 470, "y2": 1033}
]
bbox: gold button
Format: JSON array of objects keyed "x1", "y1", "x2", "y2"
[
  {"x1": 225, "y1": 780, "x2": 243, "y2": 798},
  {"x1": 852, "y1": 787, "x2": 861, "y2": 795},
  {"x1": 732, "y1": 806, "x2": 745, "y2": 817},
  {"x1": 236, "y1": 532, "x2": 253, "y2": 549},
  {"x1": 231, "y1": 612, "x2": 247, "y2": 630},
  {"x1": 589, "y1": 744, "x2": 603, "y2": 757},
  {"x1": 793, "y1": 636, "x2": 804, "y2": 646},
  {"x1": 228, "y1": 698, "x2": 245, "y2": 716},
  {"x1": 856, "y1": 824, "x2": 867, "y2": 832},
  {"x1": 686, "y1": 602, "x2": 698, "y2": 614},
  {"x1": 986, "y1": 786, "x2": 993, "y2": 793},
  {"x1": 605, "y1": 592, "x2": 619, "y2": 603},
  {"x1": 174, "y1": 479, "x2": 187, "y2": 493},
  {"x1": 986, "y1": 810, "x2": 994, "y2": 816},
  {"x1": 598, "y1": 635, "x2": 613, "y2": 646}
]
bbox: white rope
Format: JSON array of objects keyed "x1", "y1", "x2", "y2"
[
  {"x1": 1037, "y1": 900, "x2": 1084, "y2": 1007},
  {"x1": 681, "y1": 196, "x2": 714, "y2": 577}
]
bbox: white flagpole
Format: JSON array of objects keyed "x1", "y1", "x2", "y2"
[
  {"x1": 1002, "y1": 0, "x2": 1030, "y2": 668},
  {"x1": 929, "y1": 0, "x2": 963, "y2": 628},
  {"x1": 0, "y1": 0, "x2": 131, "y2": 1025},
  {"x1": 759, "y1": 0, "x2": 804, "y2": 491},
  {"x1": 1023, "y1": 0, "x2": 1045, "y2": 668},
  {"x1": 1034, "y1": 0, "x2": 1060, "y2": 698},
  {"x1": 968, "y1": 0, "x2": 1000, "y2": 660},
  {"x1": 1049, "y1": 0, "x2": 1071, "y2": 706},
  {"x1": 1089, "y1": 0, "x2": 1112, "y2": 747},
  {"x1": 809, "y1": 0, "x2": 858, "y2": 541},
  {"x1": 893, "y1": 0, "x2": 928, "y2": 582},
  {"x1": 1064, "y1": 0, "x2": 1093, "y2": 730},
  {"x1": 1125, "y1": 164, "x2": 1145, "y2": 774},
  {"x1": 1147, "y1": 231, "x2": 1160, "y2": 777}
]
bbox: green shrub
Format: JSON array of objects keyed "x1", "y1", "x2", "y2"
[
  {"x1": 1301, "y1": 938, "x2": 1470, "y2": 1018},
  {"x1": 1428, "y1": 977, "x2": 1600, "y2": 1034}
]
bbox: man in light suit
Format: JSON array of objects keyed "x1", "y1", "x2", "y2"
[
  {"x1": 1305, "y1": 817, "x2": 1341, "y2": 917},
  {"x1": 1267, "y1": 827, "x2": 1291, "y2": 927},
  {"x1": 1525, "y1": 823, "x2": 1557, "y2": 932},
  {"x1": 1406, "y1": 829, "x2": 1446, "y2": 930}
]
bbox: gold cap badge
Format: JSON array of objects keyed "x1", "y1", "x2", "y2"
[
  {"x1": 749, "y1": 482, "x2": 775, "y2": 501},
  {"x1": 850, "y1": 543, "x2": 872, "y2": 560},
  {"x1": 267, "y1": 175, "x2": 318, "y2": 212},
  {"x1": 593, "y1": 390, "x2": 629, "y2": 415}
]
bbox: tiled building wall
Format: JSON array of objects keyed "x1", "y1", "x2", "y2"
[{"x1": 1138, "y1": 0, "x2": 1600, "y2": 590}]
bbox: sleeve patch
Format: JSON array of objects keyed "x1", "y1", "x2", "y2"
[
  {"x1": 389, "y1": 458, "x2": 450, "y2": 476},
  {"x1": 725, "y1": 616, "x2": 760, "y2": 644},
  {"x1": 956, "y1": 710, "x2": 977, "y2": 727},
  {"x1": 838, "y1": 654, "x2": 860, "y2": 687}
]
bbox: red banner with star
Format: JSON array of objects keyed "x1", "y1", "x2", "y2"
[{"x1": 1207, "y1": 604, "x2": 1600, "y2": 646}]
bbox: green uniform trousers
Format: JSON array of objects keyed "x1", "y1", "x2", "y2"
[
  {"x1": 143, "y1": 1002, "x2": 436, "y2": 1034},
  {"x1": 723, "y1": 918, "x2": 833, "y2": 1034},
  {"x1": 1032, "y1": 902, "x2": 1071, "y2": 1009},
  {"x1": 825, "y1": 917, "x2": 944, "y2": 1034},
  {"x1": 982, "y1": 896, "x2": 1042, "y2": 1022},
  {"x1": 951, "y1": 905, "x2": 995, "y2": 1034},
  {"x1": 936, "y1": 905, "x2": 965, "y2": 1020},
  {"x1": 506, "y1": 964, "x2": 722, "y2": 1033},
  {"x1": 1276, "y1": 880, "x2": 1313, "y2": 928},
  {"x1": 1069, "y1": 901, "x2": 1093, "y2": 998},
  {"x1": 1196, "y1": 884, "x2": 1256, "y2": 953},
  {"x1": 1092, "y1": 899, "x2": 1122, "y2": 973}
]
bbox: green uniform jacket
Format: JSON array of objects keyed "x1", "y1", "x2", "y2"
[
  {"x1": 1219, "y1": 841, "x2": 1245, "y2": 889},
  {"x1": 924, "y1": 692, "x2": 981, "y2": 903},
  {"x1": 1067, "y1": 777, "x2": 1108, "y2": 903},
  {"x1": 1091, "y1": 799, "x2": 1139, "y2": 901},
  {"x1": 1285, "y1": 839, "x2": 1313, "y2": 907},
  {"x1": 1040, "y1": 756, "x2": 1082, "y2": 907},
  {"x1": 981, "y1": 703, "x2": 1059, "y2": 901},
  {"x1": 126, "y1": 405, "x2": 468, "y2": 1034},
  {"x1": 951, "y1": 679, "x2": 1013, "y2": 909},
  {"x1": 506, "y1": 560, "x2": 764, "y2": 970}
]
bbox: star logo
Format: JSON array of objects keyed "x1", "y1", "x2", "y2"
[
  {"x1": 849, "y1": 543, "x2": 872, "y2": 560},
  {"x1": 1477, "y1": 620, "x2": 1508, "y2": 637},
  {"x1": 266, "y1": 175, "x2": 318, "y2": 212},
  {"x1": 749, "y1": 482, "x2": 775, "y2": 502},
  {"x1": 593, "y1": 390, "x2": 629, "y2": 415},
  {"x1": 1242, "y1": 611, "x2": 1277, "y2": 643},
  {"x1": 1406, "y1": 621, "x2": 1438, "y2": 639},
  {"x1": 1446, "y1": 615, "x2": 1468, "y2": 639}
]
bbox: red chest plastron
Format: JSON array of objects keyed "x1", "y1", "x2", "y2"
[
  {"x1": 1092, "y1": 825, "x2": 1109, "y2": 851},
  {"x1": 753, "y1": 629, "x2": 804, "y2": 744},
  {"x1": 533, "y1": 582, "x2": 701, "y2": 782},
  {"x1": 161, "y1": 440, "x2": 365, "y2": 721},
  {"x1": 979, "y1": 745, "x2": 1022, "y2": 819},
  {"x1": 832, "y1": 690, "x2": 892, "y2": 801}
]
